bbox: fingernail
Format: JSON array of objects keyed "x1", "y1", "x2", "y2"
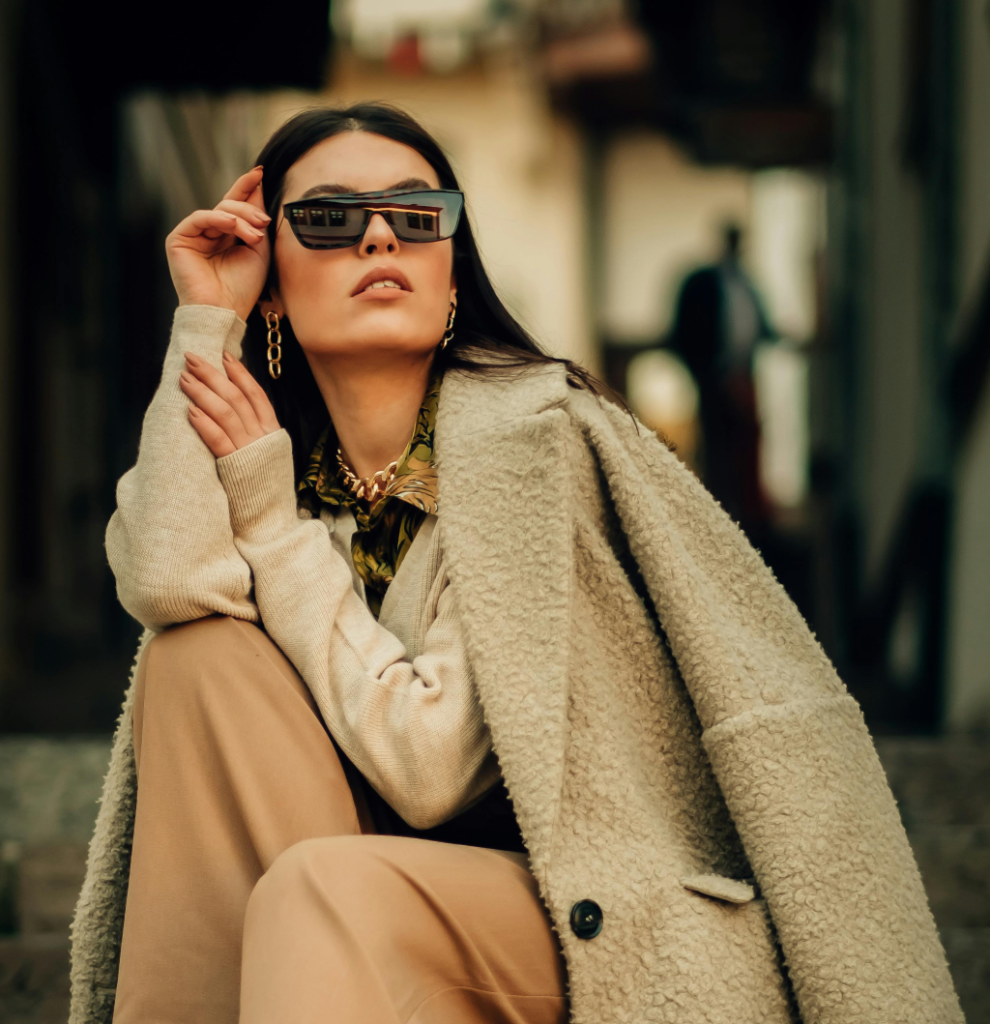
[
  {"x1": 259, "y1": 213, "x2": 271, "y2": 223},
  {"x1": 222, "y1": 351, "x2": 232, "y2": 360},
  {"x1": 184, "y1": 352, "x2": 200, "y2": 363}
]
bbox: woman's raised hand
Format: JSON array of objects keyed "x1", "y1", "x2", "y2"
[
  {"x1": 165, "y1": 167, "x2": 272, "y2": 322},
  {"x1": 180, "y1": 351, "x2": 281, "y2": 458}
]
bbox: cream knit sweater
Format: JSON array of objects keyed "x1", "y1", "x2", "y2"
[{"x1": 107, "y1": 305, "x2": 498, "y2": 828}]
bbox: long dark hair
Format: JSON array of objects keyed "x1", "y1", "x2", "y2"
[{"x1": 243, "y1": 102, "x2": 624, "y2": 478}]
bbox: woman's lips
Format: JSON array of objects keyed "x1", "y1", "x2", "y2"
[
  {"x1": 351, "y1": 267, "x2": 413, "y2": 296},
  {"x1": 352, "y1": 286, "x2": 410, "y2": 301}
]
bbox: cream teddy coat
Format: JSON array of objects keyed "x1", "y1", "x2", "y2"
[{"x1": 69, "y1": 308, "x2": 962, "y2": 1024}]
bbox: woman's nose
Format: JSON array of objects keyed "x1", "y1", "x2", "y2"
[{"x1": 361, "y1": 212, "x2": 399, "y2": 255}]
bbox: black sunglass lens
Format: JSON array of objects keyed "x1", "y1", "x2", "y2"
[
  {"x1": 289, "y1": 204, "x2": 365, "y2": 247},
  {"x1": 389, "y1": 194, "x2": 461, "y2": 241},
  {"x1": 387, "y1": 203, "x2": 443, "y2": 241}
]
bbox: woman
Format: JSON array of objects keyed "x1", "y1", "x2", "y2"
[{"x1": 69, "y1": 104, "x2": 962, "y2": 1024}]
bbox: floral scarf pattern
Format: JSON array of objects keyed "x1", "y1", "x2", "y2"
[{"x1": 297, "y1": 375, "x2": 441, "y2": 617}]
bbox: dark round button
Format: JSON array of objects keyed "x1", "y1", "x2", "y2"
[{"x1": 569, "y1": 899, "x2": 603, "y2": 940}]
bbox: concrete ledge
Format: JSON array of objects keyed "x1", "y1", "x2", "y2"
[{"x1": 0, "y1": 737, "x2": 112, "y2": 845}]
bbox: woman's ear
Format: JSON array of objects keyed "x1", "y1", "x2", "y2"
[{"x1": 259, "y1": 285, "x2": 285, "y2": 321}]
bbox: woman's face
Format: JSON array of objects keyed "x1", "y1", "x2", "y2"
[{"x1": 267, "y1": 131, "x2": 455, "y2": 362}]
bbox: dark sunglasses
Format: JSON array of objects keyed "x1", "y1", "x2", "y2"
[{"x1": 282, "y1": 189, "x2": 464, "y2": 250}]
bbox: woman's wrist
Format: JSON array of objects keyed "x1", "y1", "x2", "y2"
[
  {"x1": 169, "y1": 306, "x2": 247, "y2": 367},
  {"x1": 177, "y1": 296, "x2": 255, "y2": 322},
  {"x1": 216, "y1": 431, "x2": 299, "y2": 544},
  {"x1": 174, "y1": 302, "x2": 245, "y2": 323},
  {"x1": 172, "y1": 303, "x2": 244, "y2": 334}
]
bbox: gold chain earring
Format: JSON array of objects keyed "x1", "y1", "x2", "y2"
[
  {"x1": 440, "y1": 301, "x2": 456, "y2": 351},
  {"x1": 266, "y1": 311, "x2": 282, "y2": 379}
]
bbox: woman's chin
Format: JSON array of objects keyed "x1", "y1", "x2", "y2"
[{"x1": 302, "y1": 333, "x2": 439, "y2": 362}]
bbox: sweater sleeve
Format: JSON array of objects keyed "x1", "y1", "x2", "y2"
[
  {"x1": 216, "y1": 429, "x2": 499, "y2": 829},
  {"x1": 106, "y1": 306, "x2": 259, "y2": 631}
]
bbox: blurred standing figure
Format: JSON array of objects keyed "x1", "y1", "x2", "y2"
[{"x1": 669, "y1": 224, "x2": 775, "y2": 532}]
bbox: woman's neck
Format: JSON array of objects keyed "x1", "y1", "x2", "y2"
[{"x1": 306, "y1": 351, "x2": 434, "y2": 482}]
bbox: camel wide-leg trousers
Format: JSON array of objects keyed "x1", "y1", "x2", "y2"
[{"x1": 112, "y1": 616, "x2": 568, "y2": 1024}]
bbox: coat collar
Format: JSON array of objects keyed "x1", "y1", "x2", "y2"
[
  {"x1": 435, "y1": 360, "x2": 572, "y2": 439},
  {"x1": 434, "y1": 363, "x2": 573, "y2": 879}
]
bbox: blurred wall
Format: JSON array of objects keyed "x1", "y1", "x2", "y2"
[
  {"x1": 947, "y1": 0, "x2": 990, "y2": 729},
  {"x1": 860, "y1": 0, "x2": 926, "y2": 584},
  {"x1": 830, "y1": 0, "x2": 990, "y2": 728},
  {"x1": 0, "y1": 0, "x2": 14, "y2": 685}
]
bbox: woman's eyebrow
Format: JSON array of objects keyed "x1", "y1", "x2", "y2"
[
  {"x1": 297, "y1": 177, "x2": 434, "y2": 199},
  {"x1": 298, "y1": 183, "x2": 356, "y2": 198},
  {"x1": 386, "y1": 177, "x2": 433, "y2": 192}
]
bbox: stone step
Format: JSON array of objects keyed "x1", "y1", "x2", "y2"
[
  {"x1": 3, "y1": 866, "x2": 987, "y2": 1022},
  {"x1": 14, "y1": 843, "x2": 89, "y2": 939},
  {"x1": 0, "y1": 738, "x2": 111, "y2": 848},
  {"x1": 909, "y1": 826, "x2": 990, "y2": 928},
  {"x1": 0, "y1": 736, "x2": 986, "y2": 1021},
  {"x1": 941, "y1": 928, "x2": 990, "y2": 1024},
  {"x1": 876, "y1": 736, "x2": 990, "y2": 828},
  {"x1": 0, "y1": 935, "x2": 70, "y2": 1024},
  {"x1": 1, "y1": 737, "x2": 983, "y2": 836}
]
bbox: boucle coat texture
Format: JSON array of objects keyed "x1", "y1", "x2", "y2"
[{"x1": 70, "y1": 322, "x2": 962, "y2": 1023}]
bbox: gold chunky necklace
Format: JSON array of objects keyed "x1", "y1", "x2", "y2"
[{"x1": 335, "y1": 447, "x2": 397, "y2": 506}]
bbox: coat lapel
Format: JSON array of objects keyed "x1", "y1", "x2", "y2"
[{"x1": 434, "y1": 365, "x2": 572, "y2": 880}]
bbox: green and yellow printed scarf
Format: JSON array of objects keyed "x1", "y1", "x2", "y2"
[{"x1": 297, "y1": 375, "x2": 441, "y2": 618}]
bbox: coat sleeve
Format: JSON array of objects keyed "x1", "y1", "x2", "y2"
[{"x1": 570, "y1": 390, "x2": 963, "y2": 1024}]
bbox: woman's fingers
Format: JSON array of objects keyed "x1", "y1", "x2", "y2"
[
  {"x1": 224, "y1": 216, "x2": 266, "y2": 247},
  {"x1": 188, "y1": 405, "x2": 237, "y2": 458},
  {"x1": 215, "y1": 199, "x2": 270, "y2": 231},
  {"x1": 179, "y1": 370, "x2": 256, "y2": 449},
  {"x1": 181, "y1": 353, "x2": 264, "y2": 439},
  {"x1": 170, "y1": 208, "x2": 236, "y2": 244},
  {"x1": 222, "y1": 353, "x2": 281, "y2": 433},
  {"x1": 223, "y1": 166, "x2": 264, "y2": 204},
  {"x1": 225, "y1": 166, "x2": 269, "y2": 218},
  {"x1": 171, "y1": 209, "x2": 266, "y2": 248},
  {"x1": 245, "y1": 180, "x2": 267, "y2": 215},
  {"x1": 181, "y1": 352, "x2": 281, "y2": 452}
]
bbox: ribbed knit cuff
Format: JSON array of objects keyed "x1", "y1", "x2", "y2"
[
  {"x1": 216, "y1": 430, "x2": 299, "y2": 543},
  {"x1": 172, "y1": 305, "x2": 247, "y2": 359}
]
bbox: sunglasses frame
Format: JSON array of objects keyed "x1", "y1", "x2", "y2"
[{"x1": 281, "y1": 188, "x2": 465, "y2": 250}]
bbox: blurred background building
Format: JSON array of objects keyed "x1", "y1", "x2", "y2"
[{"x1": 0, "y1": 0, "x2": 988, "y2": 1020}]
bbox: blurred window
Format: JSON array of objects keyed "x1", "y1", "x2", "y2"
[
  {"x1": 753, "y1": 342, "x2": 809, "y2": 509},
  {"x1": 626, "y1": 349, "x2": 700, "y2": 468}
]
